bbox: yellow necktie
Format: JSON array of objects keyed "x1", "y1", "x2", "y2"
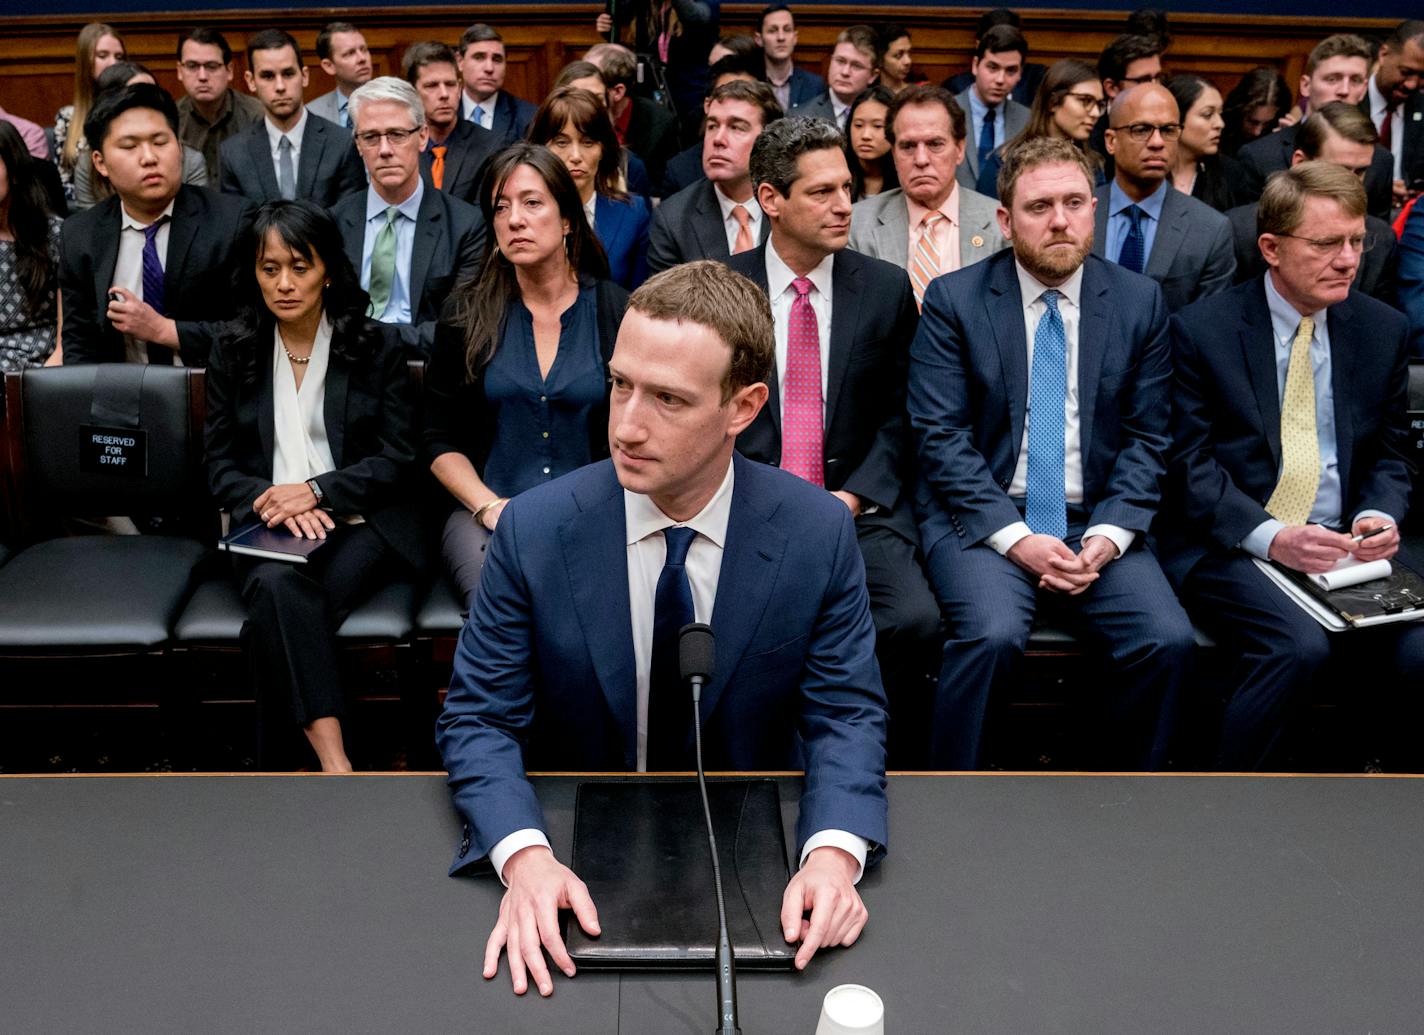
[{"x1": 1264, "y1": 316, "x2": 1319, "y2": 525}]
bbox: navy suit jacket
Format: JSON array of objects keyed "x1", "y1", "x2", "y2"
[
  {"x1": 595, "y1": 192, "x2": 651, "y2": 290},
  {"x1": 217, "y1": 111, "x2": 365, "y2": 208},
  {"x1": 1238, "y1": 122, "x2": 1393, "y2": 220},
  {"x1": 436, "y1": 452, "x2": 890, "y2": 874},
  {"x1": 1160, "y1": 278, "x2": 1414, "y2": 584},
  {"x1": 785, "y1": 67, "x2": 828, "y2": 108},
  {"x1": 474, "y1": 90, "x2": 536, "y2": 148},
  {"x1": 728, "y1": 244, "x2": 920, "y2": 539},
  {"x1": 908, "y1": 250, "x2": 1173, "y2": 556},
  {"x1": 648, "y1": 178, "x2": 770, "y2": 271},
  {"x1": 331, "y1": 185, "x2": 486, "y2": 355}
]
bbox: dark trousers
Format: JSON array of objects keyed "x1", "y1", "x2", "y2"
[
  {"x1": 857, "y1": 522, "x2": 943, "y2": 767},
  {"x1": 923, "y1": 520, "x2": 1194, "y2": 770},
  {"x1": 441, "y1": 507, "x2": 493, "y2": 613},
  {"x1": 233, "y1": 524, "x2": 398, "y2": 765},
  {"x1": 1183, "y1": 552, "x2": 1424, "y2": 769}
]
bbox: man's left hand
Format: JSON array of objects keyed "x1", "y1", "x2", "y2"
[
  {"x1": 1352, "y1": 515, "x2": 1400, "y2": 563},
  {"x1": 780, "y1": 846, "x2": 866, "y2": 971},
  {"x1": 830, "y1": 490, "x2": 862, "y2": 519},
  {"x1": 105, "y1": 286, "x2": 178, "y2": 346},
  {"x1": 1077, "y1": 535, "x2": 1119, "y2": 577}
]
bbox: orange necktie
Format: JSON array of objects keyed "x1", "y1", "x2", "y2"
[
  {"x1": 732, "y1": 204, "x2": 754, "y2": 254},
  {"x1": 431, "y1": 146, "x2": 448, "y2": 190}
]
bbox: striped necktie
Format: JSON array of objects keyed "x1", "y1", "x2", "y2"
[{"x1": 910, "y1": 211, "x2": 945, "y2": 310}]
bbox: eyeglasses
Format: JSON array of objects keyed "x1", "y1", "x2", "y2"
[
  {"x1": 354, "y1": 128, "x2": 420, "y2": 149},
  {"x1": 1274, "y1": 231, "x2": 1377, "y2": 255},
  {"x1": 1119, "y1": 71, "x2": 1168, "y2": 86},
  {"x1": 1064, "y1": 92, "x2": 1107, "y2": 115},
  {"x1": 180, "y1": 61, "x2": 225, "y2": 74},
  {"x1": 1111, "y1": 121, "x2": 1182, "y2": 142}
]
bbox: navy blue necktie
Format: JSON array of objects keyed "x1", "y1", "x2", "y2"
[
  {"x1": 1118, "y1": 204, "x2": 1145, "y2": 273},
  {"x1": 1025, "y1": 289, "x2": 1068, "y2": 540},
  {"x1": 978, "y1": 105, "x2": 996, "y2": 169},
  {"x1": 141, "y1": 217, "x2": 169, "y2": 365},
  {"x1": 647, "y1": 525, "x2": 697, "y2": 769}
]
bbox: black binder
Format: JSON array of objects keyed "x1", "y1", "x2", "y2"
[
  {"x1": 566, "y1": 778, "x2": 797, "y2": 970},
  {"x1": 1256, "y1": 557, "x2": 1424, "y2": 629}
]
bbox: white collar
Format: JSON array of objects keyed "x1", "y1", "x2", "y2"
[
  {"x1": 1368, "y1": 75, "x2": 1391, "y2": 118},
  {"x1": 583, "y1": 192, "x2": 598, "y2": 229},
  {"x1": 766, "y1": 235, "x2": 833, "y2": 301},
  {"x1": 624, "y1": 457, "x2": 735, "y2": 549},
  {"x1": 265, "y1": 106, "x2": 308, "y2": 149},
  {"x1": 1014, "y1": 258, "x2": 1083, "y2": 311},
  {"x1": 120, "y1": 198, "x2": 177, "y2": 232}
]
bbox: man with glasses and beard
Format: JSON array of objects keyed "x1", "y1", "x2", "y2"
[{"x1": 907, "y1": 136, "x2": 1193, "y2": 770}]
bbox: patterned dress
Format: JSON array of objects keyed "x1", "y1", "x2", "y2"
[
  {"x1": 0, "y1": 216, "x2": 63, "y2": 371},
  {"x1": 53, "y1": 105, "x2": 76, "y2": 203}
]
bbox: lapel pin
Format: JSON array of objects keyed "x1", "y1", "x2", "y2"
[{"x1": 971, "y1": 234, "x2": 984, "y2": 248}]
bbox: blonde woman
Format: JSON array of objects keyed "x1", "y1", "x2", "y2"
[{"x1": 54, "y1": 22, "x2": 126, "y2": 202}]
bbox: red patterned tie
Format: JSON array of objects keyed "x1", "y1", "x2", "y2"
[{"x1": 782, "y1": 277, "x2": 824, "y2": 486}]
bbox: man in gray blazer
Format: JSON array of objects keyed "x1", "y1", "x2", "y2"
[
  {"x1": 218, "y1": 30, "x2": 366, "y2": 209},
  {"x1": 1092, "y1": 83, "x2": 1234, "y2": 312},
  {"x1": 849, "y1": 84, "x2": 1007, "y2": 302},
  {"x1": 308, "y1": 21, "x2": 372, "y2": 129},
  {"x1": 954, "y1": 24, "x2": 1031, "y2": 190}
]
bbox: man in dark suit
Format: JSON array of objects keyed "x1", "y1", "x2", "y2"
[
  {"x1": 952, "y1": 24, "x2": 1031, "y2": 191},
  {"x1": 943, "y1": 7, "x2": 1046, "y2": 108},
  {"x1": 756, "y1": 5, "x2": 827, "y2": 112},
  {"x1": 728, "y1": 117, "x2": 940, "y2": 763},
  {"x1": 789, "y1": 25, "x2": 879, "y2": 131},
  {"x1": 909, "y1": 136, "x2": 1193, "y2": 770},
  {"x1": 648, "y1": 81, "x2": 782, "y2": 271},
  {"x1": 437, "y1": 261, "x2": 888, "y2": 995},
  {"x1": 218, "y1": 30, "x2": 366, "y2": 209},
  {"x1": 1363, "y1": 20, "x2": 1424, "y2": 208},
  {"x1": 1227, "y1": 104, "x2": 1398, "y2": 307},
  {"x1": 456, "y1": 23, "x2": 535, "y2": 149},
  {"x1": 403, "y1": 41, "x2": 497, "y2": 207},
  {"x1": 652, "y1": 60, "x2": 769, "y2": 198},
  {"x1": 1093, "y1": 83, "x2": 1235, "y2": 311},
  {"x1": 60, "y1": 83, "x2": 249, "y2": 366},
  {"x1": 332, "y1": 78, "x2": 484, "y2": 356},
  {"x1": 1163, "y1": 162, "x2": 1424, "y2": 769},
  {"x1": 585, "y1": 43, "x2": 680, "y2": 190}
]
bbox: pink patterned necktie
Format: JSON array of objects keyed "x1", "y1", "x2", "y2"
[{"x1": 782, "y1": 277, "x2": 824, "y2": 486}]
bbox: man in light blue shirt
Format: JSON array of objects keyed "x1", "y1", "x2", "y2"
[{"x1": 953, "y1": 24, "x2": 1029, "y2": 190}]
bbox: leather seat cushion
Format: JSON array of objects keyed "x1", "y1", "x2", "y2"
[{"x1": 174, "y1": 575, "x2": 416, "y2": 644}]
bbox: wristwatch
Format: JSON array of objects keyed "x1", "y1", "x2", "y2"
[{"x1": 306, "y1": 478, "x2": 325, "y2": 506}]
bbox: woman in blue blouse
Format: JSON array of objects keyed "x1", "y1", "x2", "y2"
[
  {"x1": 426, "y1": 143, "x2": 628, "y2": 606},
  {"x1": 529, "y1": 86, "x2": 651, "y2": 290}
]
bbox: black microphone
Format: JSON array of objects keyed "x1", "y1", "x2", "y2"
[{"x1": 679, "y1": 622, "x2": 739, "y2": 1035}]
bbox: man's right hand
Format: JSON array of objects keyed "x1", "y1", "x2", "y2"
[
  {"x1": 595, "y1": 12, "x2": 613, "y2": 32},
  {"x1": 1007, "y1": 534, "x2": 1099, "y2": 594},
  {"x1": 483, "y1": 845, "x2": 600, "y2": 997},
  {"x1": 1267, "y1": 524, "x2": 1355, "y2": 574}
]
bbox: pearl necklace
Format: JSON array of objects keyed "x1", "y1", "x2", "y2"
[{"x1": 283, "y1": 344, "x2": 312, "y2": 365}]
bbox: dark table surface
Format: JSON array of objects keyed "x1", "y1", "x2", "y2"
[{"x1": 3, "y1": 772, "x2": 1423, "y2": 1034}]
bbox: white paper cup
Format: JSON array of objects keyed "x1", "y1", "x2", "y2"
[{"x1": 815, "y1": 983, "x2": 885, "y2": 1035}]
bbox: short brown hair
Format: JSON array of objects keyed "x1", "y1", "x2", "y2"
[
  {"x1": 627, "y1": 261, "x2": 774, "y2": 401},
  {"x1": 997, "y1": 136, "x2": 1096, "y2": 208},
  {"x1": 402, "y1": 41, "x2": 459, "y2": 84},
  {"x1": 836, "y1": 25, "x2": 881, "y2": 65},
  {"x1": 705, "y1": 79, "x2": 784, "y2": 130},
  {"x1": 1295, "y1": 100, "x2": 1378, "y2": 156},
  {"x1": 885, "y1": 83, "x2": 967, "y2": 145},
  {"x1": 1258, "y1": 160, "x2": 1367, "y2": 237},
  {"x1": 1305, "y1": 33, "x2": 1372, "y2": 75}
]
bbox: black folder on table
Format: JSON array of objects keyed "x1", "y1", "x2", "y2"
[{"x1": 566, "y1": 779, "x2": 797, "y2": 970}]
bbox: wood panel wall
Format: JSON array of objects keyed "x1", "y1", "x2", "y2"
[{"x1": 0, "y1": 5, "x2": 1397, "y2": 130}]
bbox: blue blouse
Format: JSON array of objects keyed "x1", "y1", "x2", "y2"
[{"x1": 481, "y1": 285, "x2": 605, "y2": 499}]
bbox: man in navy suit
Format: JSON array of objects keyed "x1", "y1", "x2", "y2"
[
  {"x1": 909, "y1": 136, "x2": 1194, "y2": 770},
  {"x1": 757, "y1": 5, "x2": 827, "y2": 112},
  {"x1": 437, "y1": 261, "x2": 888, "y2": 996},
  {"x1": 1163, "y1": 161, "x2": 1424, "y2": 769},
  {"x1": 456, "y1": 24, "x2": 535, "y2": 149}
]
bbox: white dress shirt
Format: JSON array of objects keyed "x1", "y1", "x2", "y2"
[
  {"x1": 1368, "y1": 75, "x2": 1405, "y2": 182},
  {"x1": 582, "y1": 191, "x2": 597, "y2": 233},
  {"x1": 264, "y1": 106, "x2": 307, "y2": 185},
  {"x1": 461, "y1": 92, "x2": 495, "y2": 130},
  {"x1": 271, "y1": 314, "x2": 336, "y2": 486},
  {"x1": 766, "y1": 239, "x2": 832, "y2": 418},
  {"x1": 114, "y1": 199, "x2": 178, "y2": 365},
  {"x1": 713, "y1": 183, "x2": 762, "y2": 253},
  {"x1": 489, "y1": 460, "x2": 870, "y2": 884},
  {"x1": 985, "y1": 260, "x2": 1134, "y2": 557}
]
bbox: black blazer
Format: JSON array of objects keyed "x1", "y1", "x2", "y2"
[
  {"x1": 1226, "y1": 202, "x2": 1399, "y2": 307},
  {"x1": 1160, "y1": 278, "x2": 1413, "y2": 584},
  {"x1": 727, "y1": 244, "x2": 920, "y2": 539},
  {"x1": 330, "y1": 185, "x2": 487, "y2": 355},
  {"x1": 218, "y1": 110, "x2": 366, "y2": 209},
  {"x1": 624, "y1": 95, "x2": 680, "y2": 189},
  {"x1": 1237, "y1": 123, "x2": 1393, "y2": 220},
  {"x1": 647, "y1": 178, "x2": 770, "y2": 272},
  {"x1": 423, "y1": 277, "x2": 629, "y2": 481},
  {"x1": 422, "y1": 119, "x2": 499, "y2": 206},
  {"x1": 204, "y1": 319, "x2": 424, "y2": 570},
  {"x1": 60, "y1": 185, "x2": 252, "y2": 366}
]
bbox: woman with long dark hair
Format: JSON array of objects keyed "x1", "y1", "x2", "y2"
[
  {"x1": 426, "y1": 143, "x2": 628, "y2": 607},
  {"x1": 205, "y1": 200, "x2": 422, "y2": 771},
  {"x1": 0, "y1": 122, "x2": 62, "y2": 371},
  {"x1": 1220, "y1": 67, "x2": 1292, "y2": 158},
  {"x1": 528, "y1": 85, "x2": 651, "y2": 289},
  {"x1": 975, "y1": 59, "x2": 1106, "y2": 198},
  {"x1": 1166, "y1": 74, "x2": 1250, "y2": 213},
  {"x1": 844, "y1": 85, "x2": 899, "y2": 201},
  {"x1": 54, "y1": 22, "x2": 126, "y2": 202}
]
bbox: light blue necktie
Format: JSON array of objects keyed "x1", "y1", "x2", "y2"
[
  {"x1": 1025, "y1": 289, "x2": 1068, "y2": 540},
  {"x1": 1118, "y1": 204, "x2": 1145, "y2": 273},
  {"x1": 337, "y1": 97, "x2": 349, "y2": 129},
  {"x1": 472, "y1": 104, "x2": 486, "y2": 126}
]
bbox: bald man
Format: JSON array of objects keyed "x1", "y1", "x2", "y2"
[{"x1": 1091, "y1": 83, "x2": 1235, "y2": 311}]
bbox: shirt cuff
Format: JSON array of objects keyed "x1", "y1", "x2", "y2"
[
  {"x1": 1241, "y1": 518, "x2": 1286, "y2": 561},
  {"x1": 799, "y1": 830, "x2": 869, "y2": 885},
  {"x1": 985, "y1": 520, "x2": 1033, "y2": 556},
  {"x1": 1082, "y1": 523, "x2": 1135, "y2": 558},
  {"x1": 488, "y1": 828, "x2": 552, "y2": 887}
]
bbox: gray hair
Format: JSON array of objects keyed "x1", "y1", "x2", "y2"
[
  {"x1": 749, "y1": 116, "x2": 844, "y2": 197},
  {"x1": 347, "y1": 75, "x2": 426, "y2": 130}
]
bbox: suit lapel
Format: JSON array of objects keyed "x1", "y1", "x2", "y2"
[
  {"x1": 258, "y1": 342, "x2": 275, "y2": 469},
  {"x1": 163, "y1": 188, "x2": 202, "y2": 288},
  {"x1": 323, "y1": 353, "x2": 350, "y2": 466},
  {"x1": 1092, "y1": 187, "x2": 1109, "y2": 257},
  {"x1": 1327, "y1": 299, "x2": 1356, "y2": 500},
  {"x1": 1241, "y1": 279, "x2": 1282, "y2": 466},
  {"x1": 409, "y1": 188, "x2": 442, "y2": 308},
  {"x1": 694, "y1": 182, "x2": 730, "y2": 260},
  {"x1": 825, "y1": 251, "x2": 860, "y2": 434},
  {"x1": 1075, "y1": 259, "x2": 1110, "y2": 464},
  {"x1": 92, "y1": 200, "x2": 121, "y2": 335},
  {"x1": 705, "y1": 456, "x2": 787, "y2": 723},
  {"x1": 248, "y1": 123, "x2": 279, "y2": 199},
  {"x1": 337, "y1": 201, "x2": 363, "y2": 273},
  {"x1": 561, "y1": 470, "x2": 638, "y2": 766},
  {"x1": 987, "y1": 256, "x2": 1029, "y2": 454},
  {"x1": 879, "y1": 194, "x2": 909, "y2": 263},
  {"x1": 296, "y1": 116, "x2": 322, "y2": 198},
  {"x1": 741, "y1": 247, "x2": 779, "y2": 431},
  {"x1": 1144, "y1": 187, "x2": 1187, "y2": 279}
]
